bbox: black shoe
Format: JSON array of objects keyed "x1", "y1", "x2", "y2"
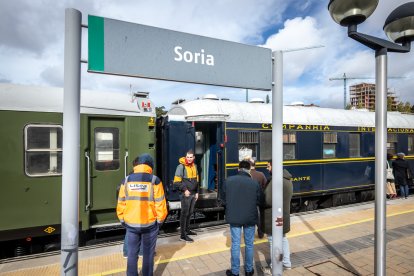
[
  {"x1": 258, "y1": 232, "x2": 264, "y2": 239},
  {"x1": 187, "y1": 230, "x2": 197, "y2": 236},
  {"x1": 225, "y1": 269, "x2": 239, "y2": 276},
  {"x1": 179, "y1": 235, "x2": 194, "y2": 243},
  {"x1": 245, "y1": 268, "x2": 254, "y2": 276}
]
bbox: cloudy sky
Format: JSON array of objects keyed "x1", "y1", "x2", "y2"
[{"x1": 1, "y1": 0, "x2": 414, "y2": 110}]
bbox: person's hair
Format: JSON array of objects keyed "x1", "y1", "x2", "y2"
[
  {"x1": 239, "y1": 160, "x2": 251, "y2": 170},
  {"x1": 268, "y1": 159, "x2": 272, "y2": 165},
  {"x1": 397, "y1": 152, "x2": 405, "y2": 158},
  {"x1": 386, "y1": 153, "x2": 393, "y2": 160},
  {"x1": 186, "y1": 149, "x2": 194, "y2": 156}
]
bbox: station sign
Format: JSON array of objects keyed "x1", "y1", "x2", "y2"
[{"x1": 88, "y1": 15, "x2": 272, "y2": 90}]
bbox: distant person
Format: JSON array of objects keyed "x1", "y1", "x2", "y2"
[
  {"x1": 247, "y1": 157, "x2": 267, "y2": 239},
  {"x1": 173, "y1": 149, "x2": 199, "y2": 242},
  {"x1": 386, "y1": 153, "x2": 397, "y2": 199},
  {"x1": 261, "y1": 162, "x2": 293, "y2": 274},
  {"x1": 117, "y1": 154, "x2": 167, "y2": 276},
  {"x1": 223, "y1": 160, "x2": 262, "y2": 276},
  {"x1": 393, "y1": 152, "x2": 413, "y2": 199}
]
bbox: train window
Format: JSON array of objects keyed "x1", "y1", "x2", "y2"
[
  {"x1": 260, "y1": 132, "x2": 272, "y2": 160},
  {"x1": 323, "y1": 132, "x2": 337, "y2": 158},
  {"x1": 239, "y1": 131, "x2": 258, "y2": 159},
  {"x1": 283, "y1": 132, "x2": 296, "y2": 160},
  {"x1": 94, "y1": 128, "x2": 120, "y2": 171},
  {"x1": 349, "y1": 133, "x2": 361, "y2": 157},
  {"x1": 409, "y1": 135, "x2": 414, "y2": 155},
  {"x1": 24, "y1": 125, "x2": 63, "y2": 177},
  {"x1": 387, "y1": 133, "x2": 397, "y2": 155}
]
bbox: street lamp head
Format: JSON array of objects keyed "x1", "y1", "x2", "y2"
[
  {"x1": 384, "y1": 2, "x2": 414, "y2": 44},
  {"x1": 328, "y1": 0, "x2": 378, "y2": 26}
]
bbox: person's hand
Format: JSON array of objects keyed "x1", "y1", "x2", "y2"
[
  {"x1": 184, "y1": 190, "x2": 190, "y2": 197},
  {"x1": 195, "y1": 193, "x2": 199, "y2": 200}
]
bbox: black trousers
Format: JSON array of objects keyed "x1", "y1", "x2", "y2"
[{"x1": 180, "y1": 194, "x2": 196, "y2": 237}]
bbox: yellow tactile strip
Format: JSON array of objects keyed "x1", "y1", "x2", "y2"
[{"x1": 1, "y1": 200, "x2": 413, "y2": 276}]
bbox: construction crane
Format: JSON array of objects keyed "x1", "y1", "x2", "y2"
[{"x1": 329, "y1": 73, "x2": 404, "y2": 109}]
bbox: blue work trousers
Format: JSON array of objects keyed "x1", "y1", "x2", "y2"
[{"x1": 126, "y1": 223, "x2": 158, "y2": 276}]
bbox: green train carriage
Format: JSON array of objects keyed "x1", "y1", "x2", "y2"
[{"x1": 0, "y1": 83, "x2": 156, "y2": 256}]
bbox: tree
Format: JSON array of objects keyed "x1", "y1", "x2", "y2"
[
  {"x1": 387, "y1": 97, "x2": 395, "y2": 111},
  {"x1": 156, "y1": 106, "x2": 167, "y2": 117},
  {"x1": 396, "y1": 101, "x2": 405, "y2": 112},
  {"x1": 403, "y1": 102, "x2": 411, "y2": 113}
]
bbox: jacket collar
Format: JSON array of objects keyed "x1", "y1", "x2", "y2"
[
  {"x1": 133, "y1": 164, "x2": 153, "y2": 174},
  {"x1": 238, "y1": 170, "x2": 251, "y2": 178}
]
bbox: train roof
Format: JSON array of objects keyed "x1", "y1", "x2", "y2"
[
  {"x1": 167, "y1": 98, "x2": 414, "y2": 128},
  {"x1": 0, "y1": 83, "x2": 155, "y2": 117}
]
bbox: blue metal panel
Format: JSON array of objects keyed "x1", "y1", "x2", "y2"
[
  {"x1": 336, "y1": 132, "x2": 348, "y2": 158},
  {"x1": 361, "y1": 133, "x2": 375, "y2": 157},
  {"x1": 297, "y1": 132, "x2": 322, "y2": 160},
  {"x1": 397, "y1": 134, "x2": 408, "y2": 154},
  {"x1": 322, "y1": 161, "x2": 374, "y2": 190}
]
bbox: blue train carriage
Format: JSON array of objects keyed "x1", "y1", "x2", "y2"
[
  {"x1": 160, "y1": 94, "x2": 414, "y2": 216},
  {"x1": 0, "y1": 83, "x2": 156, "y2": 256}
]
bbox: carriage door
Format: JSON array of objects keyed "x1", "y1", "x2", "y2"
[{"x1": 86, "y1": 118, "x2": 126, "y2": 225}]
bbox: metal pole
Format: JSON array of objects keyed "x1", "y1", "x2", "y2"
[
  {"x1": 374, "y1": 47, "x2": 387, "y2": 276},
  {"x1": 272, "y1": 50, "x2": 284, "y2": 275},
  {"x1": 61, "y1": 8, "x2": 82, "y2": 276}
]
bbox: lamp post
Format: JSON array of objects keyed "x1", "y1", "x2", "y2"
[{"x1": 328, "y1": 1, "x2": 414, "y2": 275}]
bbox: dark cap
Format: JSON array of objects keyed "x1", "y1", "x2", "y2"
[{"x1": 136, "y1": 153, "x2": 154, "y2": 168}]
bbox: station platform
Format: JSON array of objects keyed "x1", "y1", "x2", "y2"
[{"x1": 1, "y1": 197, "x2": 414, "y2": 276}]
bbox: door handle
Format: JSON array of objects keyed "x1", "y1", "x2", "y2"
[
  {"x1": 85, "y1": 152, "x2": 91, "y2": 211},
  {"x1": 124, "y1": 151, "x2": 129, "y2": 178}
]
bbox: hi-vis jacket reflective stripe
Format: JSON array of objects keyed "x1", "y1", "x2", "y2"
[
  {"x1": 173, "y1": 157, "x2": 199, "y2": 193},
  {"x1": 117, "y1": 164, "x2": 167, "y2": 229}
]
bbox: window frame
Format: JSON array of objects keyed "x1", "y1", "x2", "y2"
[
  {"x1": 283, "y1": 131, "x2": 297, "y2": 160},
  {"x1": 323, "y1": 132, "x2": 337, "y2": 159},
  {"x1": 94, "y1": 127, "x2": 120, "y2": 171},
  {"x1": 24, "y1": 124, "x2": 63, "y2": 177},
  {"x1": 387, "y1": 133, "x2": 398, "y2": 155},
  {"x1": 408, "y1": 134, "x2": 414, "y2": 155},
  {"x1": 238, "y1": 130, "x2": 259, "y2": 160},
  {"x1": 349, "y1": 133, "x2": 361, "y2": 157}
]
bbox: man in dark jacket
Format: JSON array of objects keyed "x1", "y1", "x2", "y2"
[
  {"x1": 223, "y1": 160, "x2": 262, "y2": 276},
  {"x1": 261, "y1": 162, "x2": 293, "y2": 274},
  {"x1": 393, "y1": 152, "x2": 412, "y2": 199}
]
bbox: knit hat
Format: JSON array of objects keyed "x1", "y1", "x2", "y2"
[
  {"x1": 397, "y1": 152, "x2": 405, "y2": 158},
  {"x1": 137, "y1": 153, "x2": 154, "y2": 168}
]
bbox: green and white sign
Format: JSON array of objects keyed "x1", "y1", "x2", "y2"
[{"x1": 88, "y1": 15, "x2": 272, "y2": 90}]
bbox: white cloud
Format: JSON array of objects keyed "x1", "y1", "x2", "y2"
[{"x1": 1, "y1": 0, "x2": 414, "y2": 110}]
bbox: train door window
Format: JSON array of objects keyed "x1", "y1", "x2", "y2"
[
  {"x1": 323, "y1": 132, "x2": 337, "y2": 158},
  {"x1": 349, "y1": 133, "x2": 361, "y2": 157},
  {"x1": 24, "y1": 125, "x2": 63, "y2": 176},
  {"x1": 283, "y1": 131, "x2": 296, "y2": 160},
  {"x1": 259, "y1": 131, "x2": 272, "y2": 160},
  {"x1": 238, "y1": 131, "x2": 258, "y2": 159},
  {"x1": 94, "y1": 128, "x2": 120, "y2": 171},
  {"x1": 387, "y1": 133, "x2": 397, "y2": 155}
]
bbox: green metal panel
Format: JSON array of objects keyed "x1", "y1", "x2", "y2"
[
  {"x1": 0, "y1": 111, "x2": 63, "y2": 234},
  {"x1": 88, "y1": 15, "x2": 105, "y2": 72}
]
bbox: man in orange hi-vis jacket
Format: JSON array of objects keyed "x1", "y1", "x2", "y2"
[
  {"x1": 117, "y1": 153, "x2": 167, "y2": 276},
  {"x1": 173, "y1": 149, "x2": 199, "y2": 243}
]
